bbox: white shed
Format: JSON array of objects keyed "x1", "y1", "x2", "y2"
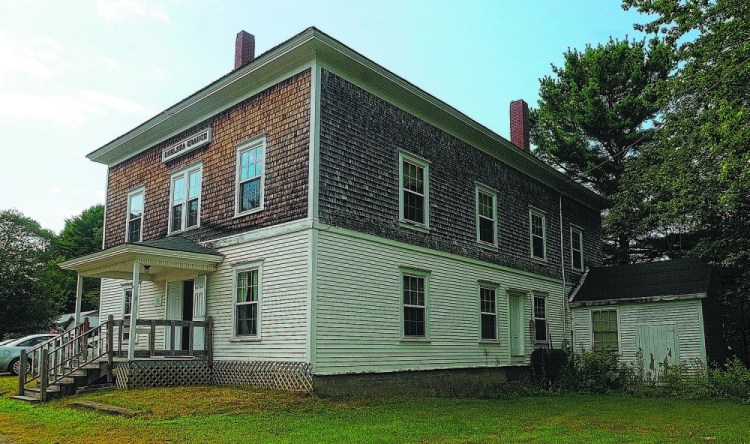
[{"x1": 570, "y1": 259, "x2": 723, "y2": 379}]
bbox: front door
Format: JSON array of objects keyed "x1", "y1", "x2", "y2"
[
  {"x1": 509, "y1": 293, "x2": 525, "y2": 357},
  {"x1": 165, "y1": 281, "x2": 183, "y2": 350},
  {"x1": 637, "y1": 324, "x2": 679, "y2": 381}
]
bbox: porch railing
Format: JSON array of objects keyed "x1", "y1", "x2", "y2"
[
  {"x1": 18, "y1": 316, "x2": 212, "y2": 401},
  {"x1": 111, "y1": 318, "x2": 213, "y2": 359}
]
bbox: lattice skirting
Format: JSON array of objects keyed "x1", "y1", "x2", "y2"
[
  {"x1": 112, "y1": 360, "x2": 312, "y2": 392},
  {"x1": 213, "y1": 361, "x2": 313, "y2": 392},
  {"x1": 113, "y1": 360, "x2": 212, "y2": 389}
]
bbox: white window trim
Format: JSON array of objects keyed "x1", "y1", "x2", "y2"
[
  {"x1": 121, "y1": 283, "x2": 133, "y2": 341},
  {"x1": 478, "y1": 282, "x2": 500, "y2": 343},
  {"x1": 124, "y1": 187, "x2": 145, "y2": 243},
  {"x1": 570, "y1": 225, "x2": 584, "y2": 271},
  {"x1": 475, "y1": 184, "x2": 498, "y2": 247},
  {"x1": 591, "y1": 308, "x2": 620, "y2": 352},
  {"x1": 234, "y1": 136, "x2": 266, "y2": 217},
  {"x1": 533, "y1": 292, "x2": 548, "y2": 344},
  {"x1": 529, "y1": 207, "x2": 547, "y2": 261},
  {"x1": 398, "y1": 151, "x2": 430, "y2": 230},
  {"x1": 231, "y1": 260, "x2": 263, "y2": 341},
  {"x1": 399, "y1": 267, "x2": 430, "y2": 341},
  {"x1": 168, "y1": 162, "x2": 203, "y2": 235}
]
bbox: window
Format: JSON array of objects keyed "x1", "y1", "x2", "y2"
[
  {"x1": 402, "y1": 272, "x2": 428, "y2": 338},
  {"x1": 169, "y1": 165, "x2": 202, "y2": 233},
  {"x1": 122, "y1": 286, "x2": 133, "y2": 341},
  {"x1": 476, "y1": 186, "x2": 497, "y2": 246},
  {"x1": 235, "y1": 138, "x2": 265, "y2": 215},
  {"x1": 234, "y1": 267, "x2": 260, "y2": 338},
  {"x1": 125, "y1": 188, "x2": 144, "y2": 243},
  {"x1": 529, "y1": 209, "x2": 546, "y2": 260},
  {"x1": 592, "y1": 310, "x2": 619, "y2": 352},
  {"x1": 571, "y1": 227, "x2": 584, "y2": 271},
  {"x1": 399, "y1": 151, "x2": 429, "y2": 228},
  {"x1": 533, "y1": 293, "x2": 548, "y2": 343},
  {"x1": 480, "y1": 286, "x2": 497, "y2": 340}
]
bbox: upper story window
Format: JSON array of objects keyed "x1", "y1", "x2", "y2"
[
  {"x1": 169, "y1": 164, "x2": 202, "y2": 234},
  {"x1": 476, "y1": 185, "x2": 497, "y2": 246},
  {"x1": 529, "y1": 208, "x2": 547, "y2": 261},
  {"x1": 571, "y1": 227, "x2": 584, "y2": 271},
  {"x1": 125, "y1": 188, "x2": 144, "y2": 243},
  {"x1": 480, "y1": 285, "x2": 497, "y2": 340},
  {"x1": 235, "y1": 137, "x2": 265, "y2": 216},
  {"x1": 533, "y1": 293, "x2": 548, "y2": 343},
  {"x1": 402, "y1": 270, "x2": 429, "y2": 339},
  {"x1": 399, "y1": 151, "x2": 429, "y2": 228}
]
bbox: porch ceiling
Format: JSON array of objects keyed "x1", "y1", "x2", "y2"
[{"x1": 59, "y1": 242, "x2": 223, "y2": 281}]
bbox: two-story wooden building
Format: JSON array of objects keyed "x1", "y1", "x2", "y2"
[{"x1": 60, "y1": 27, "x2": 608, "y2": 394}]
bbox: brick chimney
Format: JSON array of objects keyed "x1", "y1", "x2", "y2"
[
  {"x1": 234, "y1": 31, "x2": 255, "y2": 69},
  {"x1": 510, "y1": 99, "x2": 530, "y2": 152}
]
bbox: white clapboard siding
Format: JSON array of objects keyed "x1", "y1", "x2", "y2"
[
  {"x1": 99, "y1": 278, "x2": 167, "y2": 349},
  {"x1": 207, "y1": 230, "x2": 309, "y2": 362},
  {"x1": 313, "y1": 230, "x2": 567, "y2": 375},
  {"x1": 571, "y1": 299, "x2": 706, "y2": 365}
]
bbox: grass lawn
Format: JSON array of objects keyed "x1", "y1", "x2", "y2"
[{"x1": 0, "y1": 376, "x2": 748, "y2": 443}]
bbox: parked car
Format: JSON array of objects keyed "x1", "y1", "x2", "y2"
[{"x1": 0, "y1": 334, "x2": 57, "y2": 375}]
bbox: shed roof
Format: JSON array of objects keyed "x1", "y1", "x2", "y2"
[{"x1": 570, "y1": 259, "x2": 714, "y2": 305}]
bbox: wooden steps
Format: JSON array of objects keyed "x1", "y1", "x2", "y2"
[{"x1": 14, "y1": 361, "x2": 111, "y2": 403}]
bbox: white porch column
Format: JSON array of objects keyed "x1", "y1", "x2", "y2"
[
  {"x1": 74, "y1": 274, "x2": 84, "y2": 325},
  {"x1": 127, "y1": 261, "x2": 141, "y2": 360}
]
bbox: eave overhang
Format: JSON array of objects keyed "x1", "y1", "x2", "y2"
[
  {"x1": 59, "y1": 243, "x2": 224, "y2": 282},
  {"x1": 569, "y1": 292, "x2": 707, "y2": 308},
  {"x1": 87, "y1": 27, "x2": 609, "y2": 212}
]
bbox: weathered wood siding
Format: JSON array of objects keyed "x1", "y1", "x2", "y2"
[
  {"x1": 313, "y1": 229, "x2": 568, "y2": 375},
  {"x1": 207, "y1": 229, "x2": 309, "y2": 362},
  {"x1": 571, "y1": 299, "x2": 707, "y2": 365}
]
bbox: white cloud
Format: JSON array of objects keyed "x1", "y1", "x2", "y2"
[
  {"x1": 96, "y1": 0, "x2": 173, "y2": 23},
  {"x1": 0, "y1": 36, "x2": 64, "y2": 79},
  {"x1": 0, "y1": 90, "x2": 149, "y2": 128},
  {"x1": 100, "y1": 56, "x2": 120, "y2": 70}
]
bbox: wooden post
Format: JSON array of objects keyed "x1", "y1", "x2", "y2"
[
  {"x1": 40, "y1": 351, "x2": 49, "y2": 402},
  {"x1": 107, "y1": 315, "x2": 114, "y2": 382},
  {"x1": 18, "y1": 349, "x2": 26, "y2": 396},
  {"x1": 169, "y1": 321, "x2": 176, "y2": 356},
  {"x1": 127, "y1": 261, "x2": 141, "y2": 360},
  {"x1": 149, "y1": 320, "x2": 156, "y2": 357},
  {"x1": 74, "y1": 274, "x2": 84, "y2": 325},
  {"x1": 206, "y1": 316, "x2": 213, "y2": 367}
]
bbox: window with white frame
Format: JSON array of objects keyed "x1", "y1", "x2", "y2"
[
  {"x1": 236, "y1": 138, "x2": 265, "y2": 215},
  {"x1": 169, "y1": 165, "x2": 202, "y2": 233},
  {"x1": 592, "y1": 310, "x2": 618, "y2": 352},
  {"x1": 533, "y1": 293, "x2": 548, "y2": 343},
  {"x1": 126, "y1": 188, "x2": 144, "y2": 243},
  {"x1": 571, "y1": 227, "x2": 584, "y2": 271},
  {"x1": 122, "y1": 285, "x2": 133, "y2": 341},
  {"x1": 402, "y1": 272, "x2": 427, "y2": 338},
  {"x1": 476, "y1": 186, "x2": 497, "y2": 245},
  {"x1": 234, "y1": 267, "x2": 260, "y2": 337},
  {"x1": 480, "y1": 286, "x2": 497, "y2": 340},
  {"x1": 399, "y1": 152, "x2": 429, "y2": 227},
  {"x1": 529, "y1": 209, "x2": 547, "y2": 260}
]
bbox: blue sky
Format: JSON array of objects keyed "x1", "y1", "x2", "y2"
[{"x1": 0, "y1": 0, "x2": 648, "y2": 232}]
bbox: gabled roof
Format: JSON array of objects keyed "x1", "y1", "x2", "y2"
[
  {"x1": 138, "y1": 236, "x2": 223, "y2": 256},
  {"x1": 570, "y1": 259, "x2": 715, "y2": 306},
  {"x1": 86, "y1": 27, "x2": 609, "y2": 211}
]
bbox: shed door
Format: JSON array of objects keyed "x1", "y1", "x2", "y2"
[{"x1": 636, "y1": 324, "x2": 679, "y2": 381}]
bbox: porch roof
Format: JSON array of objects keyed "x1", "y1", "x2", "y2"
[{"x1": 59, "y1": 237, "x2": 223, "y2": 281}]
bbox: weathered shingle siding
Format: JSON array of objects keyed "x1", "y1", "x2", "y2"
[
  {"x1": 104, "y1": 69, "x2": 311, "y2": 248},
  {"x1": 318, "y1": 70, "x2": 601, "y2": 279}
]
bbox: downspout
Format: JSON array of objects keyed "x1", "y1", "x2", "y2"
[{"x1": 559, "y1": 193, "x2": 568, "y2": 350}]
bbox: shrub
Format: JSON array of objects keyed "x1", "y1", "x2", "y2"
[
  {"x1": 708, "y1": 357, "x2": 750, "y2": 402},
  {"x1": 560, "y1": 349, "x2": 632, "y2": 393}
]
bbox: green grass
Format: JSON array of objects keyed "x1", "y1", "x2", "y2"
[{"x1": 0, "y1": 375, "x2": 748, "y2": 443}]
